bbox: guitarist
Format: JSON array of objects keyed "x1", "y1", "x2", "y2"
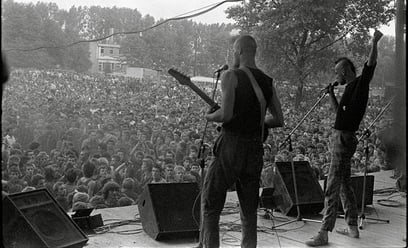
[{"x1": 202, "y1": 34, "x2": 284, "y2": 248}]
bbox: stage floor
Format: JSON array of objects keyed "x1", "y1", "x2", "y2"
[{"x1": 84, "y1": 170, "x2": 406, "y2": 248}]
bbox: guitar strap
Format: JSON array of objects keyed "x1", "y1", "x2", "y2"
[{"x1": 240, "y1": 67, "x2": 266, "y2": 141}]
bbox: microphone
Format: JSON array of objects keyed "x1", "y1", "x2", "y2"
[
  {"x1": 321, "y1": 81, "x2": 339, "y2": 94},
  {"x1": 214, "y1": 64, "x2": 229, "y2": 74}
]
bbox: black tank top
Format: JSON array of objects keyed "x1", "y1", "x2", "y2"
[{"x1": 222, "y1": 68, "x2": 273, "y2": 136}]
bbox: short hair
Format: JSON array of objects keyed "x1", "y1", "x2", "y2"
[
  {"x1": 31, "y1": 174, "x2": 45, "y2": 186},
  {"x1": 72, "y1": 201, "x2": 88, "y2": 211},
  {"x1": 65, "y1": 168, "x2": 77, "y2": 183},
  {"x1": 174, "y1": 165, "x2": 185, "y2": 173},
  {"x1": 53, "y1": 181, "x2": 65, "y2": 193},
  {"x1": 102, "y1": 181, "x2": 121, "y2": 199},
  {"x1": 28, "y1": 142, "x2": 40, "y2": 151},
  {"x1": 43, "y1": 166, "x2": 55, "y2": 181},
  {"x1": 152, "y1": 164, "x2": 162, "y2": 172},
  {"x1": 8, "y1": 165, "x2": 21, "y2": 175},
  {"x1": 89, "y1": 195, "x2": 105, "y2": 208},
  {"x1": 335, "y1": 57, "x2": 356, "y2": 75},
  {"x1": 98, "y1": 157, "x2": 109, "y2": 166},
  {"x1": 135, "y1": 151, "x2": 144, "y2": 158},
  {"x1": 122, "y1": 178, "x2": 134, "y2": 190},
  {"x1": 82, "y1": 161, "x2": 96, "y2": 178},
  {"x1": 111, "y1": 154, "x2": 120, "y2": 161},
  {"x1": 73, "y1": 192, "x2": 89, "y2": 203},
  {"x1": 189, "y1": 145, "x2": 198, "y2": 153},
  {"x1": 118, "y1": 197, "x2": 134, "y2": 206},
  {"x1": 296, "y1": 145, "x2": 305, "y2": 155}
]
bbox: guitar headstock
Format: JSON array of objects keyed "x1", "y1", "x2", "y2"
[{"x1": 168, "y1": 68, "x2": 192, "y2": 86}]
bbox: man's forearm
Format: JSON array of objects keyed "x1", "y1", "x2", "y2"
[
  {"x1": 368, "y1": 30, "x2": 383, "y2": 66},
  {"x1": 367, "y1": 40, "x2": 379, "y2": 66},
  {"x1": 206, "y1": 109, "x2": 229, "y2": 123}
]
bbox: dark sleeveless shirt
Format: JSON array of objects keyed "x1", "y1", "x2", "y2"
[{"x1": 222, "y1": 68, "x2": 273, "y2": 136}]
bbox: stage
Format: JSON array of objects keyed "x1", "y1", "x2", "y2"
[{"x1": 84, "y1": 170, "x2": 406, "y2": 248}]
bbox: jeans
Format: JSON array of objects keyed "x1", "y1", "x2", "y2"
[
  {"x1": 202, "y1": 131, "x2": 263, "y2": 248},
  {"x1": 321, "y1": 130, "x2": 359, "y2": 231}
]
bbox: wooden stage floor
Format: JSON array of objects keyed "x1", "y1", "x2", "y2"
[{"x1": 84, "y1": 170, "x2": 406, "y2": 248}]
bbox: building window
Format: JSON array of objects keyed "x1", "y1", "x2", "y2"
[
  {"x1": 98, "y1": 63, "x2": 103, "y2": 71},
  {"x1": 110, "y1": 49, "x2": 113, "y2": 54},
  {"x1": 100, "y1": 48, "x2": 104, "y2": 55}
]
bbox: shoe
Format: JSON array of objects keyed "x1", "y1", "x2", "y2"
[
  {"x1": 305, "y1": 231, "x2": 328, "y2": 247},
  {"x1": 335, "y1": 226, "x2": 359, "y2": 238}
]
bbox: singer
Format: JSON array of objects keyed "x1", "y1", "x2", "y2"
[
  {"x1": 202, "y1": 35, "x2": 284, "y2": 248},
  {"x1": 306, "y1": 30, "x2": 383, "y2": 247}
]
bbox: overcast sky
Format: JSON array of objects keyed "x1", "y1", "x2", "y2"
[{"x1": 12, "y1": 0, "x2": 395, "y2": 36}]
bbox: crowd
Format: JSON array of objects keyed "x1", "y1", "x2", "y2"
[{"x1": 1, "y1": 68, "x2": 394, "y2": 212}]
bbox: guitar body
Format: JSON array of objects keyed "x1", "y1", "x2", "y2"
[{"x1": 168, "y1": 68, "x2": 269, "y2": 142}]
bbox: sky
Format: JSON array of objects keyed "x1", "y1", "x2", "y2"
[{"x1": 12, "y1": 0, "x2": 396, "y2": 36}]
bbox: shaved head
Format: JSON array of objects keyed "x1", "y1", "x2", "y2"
[
  {"x1": 234, "y1": 35, "x2": 257, "y2": 55},
  {"x1": 233, "y1": 35, "x2": 258, "y2": 68}
]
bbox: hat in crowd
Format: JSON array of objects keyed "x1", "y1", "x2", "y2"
[{"x1": 73, "y1": 192, "x2": 89, "y2": 203}]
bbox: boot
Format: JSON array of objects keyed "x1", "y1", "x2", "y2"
[{"x1": 305, "y1": 230, "x2": 328, "y2": 247}]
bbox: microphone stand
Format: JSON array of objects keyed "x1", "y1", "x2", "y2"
[
  {"x1": 195, "y1": 70, "x2": 222, "y2": 248},
  {"x1": 355, "y1": 97, "x2": 394, "y2": 229},
  {"x1": 272, "y1": 90, "x2": 328, "y2": 229}
]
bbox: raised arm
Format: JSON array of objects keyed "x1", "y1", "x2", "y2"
[{"x1": 367, "y1": 30, "x2": 383, "y2": 67}]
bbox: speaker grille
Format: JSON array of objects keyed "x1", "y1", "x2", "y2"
[
  {"x1": 138, "y1": 183, "x2": 200, "y2": 240},
  {"x1": 274, "y1": 161, "x2": 324, "y2": 216},
  {"x1": 3, "y1": 189, "x2": 88, "y2": 248}
]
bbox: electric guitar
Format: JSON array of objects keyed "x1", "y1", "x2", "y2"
[{"x1": 168, "y1": 68, "x2": 269, "y2": 142}]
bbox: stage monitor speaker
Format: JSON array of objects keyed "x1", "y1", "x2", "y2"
[
  {"x1": 273, "y1": 161, "x2": 324, "y2": 216},
  {"x1": 138, "y1": 183, "x2": 200, "y2": 241},
  {"x1": 324, "y1": 175, "x2": 374, "y2": 212},
  {"x1": 2, "y1": 188, "x2": 88, "y2": 248}
]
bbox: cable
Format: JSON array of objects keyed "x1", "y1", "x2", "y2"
[
  {"x1": 192, "y1": 190, "x2": 201, "y2": 228},
  {"x1": 93, "y1": 219, "x2": 141, "y2": 235},
  {"x1": 373, "y1": 187, "x2": 400, "y2": 196},
  {"x1": 5, "y1": 0, "x2": 242, "y2": 52},
  {"x1": 268, "y1": 210, "x2": 282, "y2": 248},
  {"x1": 377, "y1": 199, "x2": 402, "y2": 207}
]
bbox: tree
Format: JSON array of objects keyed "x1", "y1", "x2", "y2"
[
  {"x1": 226, "y1": 0, "x2": 395, "y2": 108},
  {"x1": 2, "y1": 1, "x2": 91, "y2": 71}
]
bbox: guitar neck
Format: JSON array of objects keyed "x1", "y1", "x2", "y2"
[{"x1": 185, "y1": 82, "x2": 217, "y2": 107}]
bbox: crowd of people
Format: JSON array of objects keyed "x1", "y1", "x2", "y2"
[{"x1": 1, "y1": 67, "x2": 394, "y2": 212}]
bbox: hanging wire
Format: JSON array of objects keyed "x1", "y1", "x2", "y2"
[{"x1": 5, "y1": 0, "x2": 242, "y2": 53}]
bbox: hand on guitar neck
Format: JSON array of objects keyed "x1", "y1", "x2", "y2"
[{"x1": 168, "y1": 68, "x2": 269, "y2": 142}]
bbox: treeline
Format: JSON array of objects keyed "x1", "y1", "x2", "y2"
[
  {"x1": 1, "y1": 0, "x2": 397, "y2": 95},
  {"x1": 1, "y1": 0, "x2": 234, "y2": 75}
]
